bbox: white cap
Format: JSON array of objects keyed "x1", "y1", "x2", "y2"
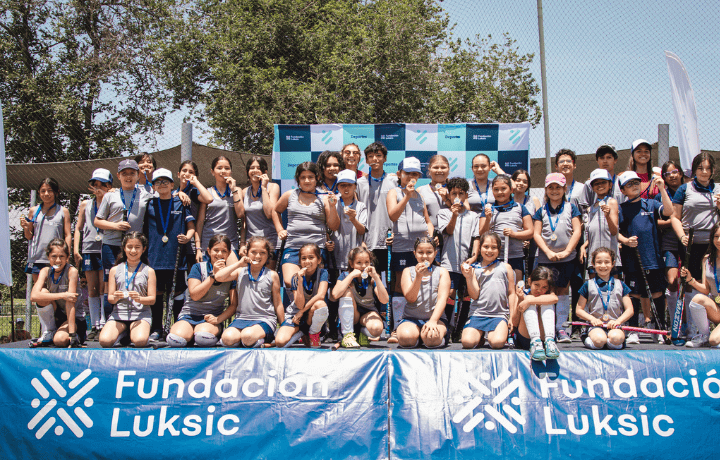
[
  {"x1": 401, "y1": 157, "x2": 422, "y2": 174},
  {"x1": 589, "y1": 168, "x2": 612, "y2": 184},
  {"x1": 631, "y1": 139, "x2": 652, "y2": 154},
  {"x1": 89, "y1": 168, "x2": 113, "y2": 184},
  {"x1": 618, "y1": 171, "x2": 641, "y2": 187},
  {"x1": 152, "y1": 168, "x2": 173, "y2": 183},
  {"x1": 336, "y1": 169, "x2": 356, "y2": 184}
]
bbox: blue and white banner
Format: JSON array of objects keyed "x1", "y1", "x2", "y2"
[{"x1": 272, "y1": 123, "x2": 530, "y2": 193}]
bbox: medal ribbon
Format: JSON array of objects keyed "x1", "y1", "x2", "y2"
[
  {"x1": 120, "y1": 187, "x2": 138, "y2": 216},
  {"x1": 157, "y1": 198, "x2": 174, "y2": 241},
  {"x1": 248, "y1": 266, "x2": 265, "y2": 283},
  {"x1": 49, "y1": 264, "x2": 67, "y2": 285},
  {"x1": 125, "y1": 262, "x2": 143, "y2": 292},
  {"x1": 594, "y1": 277, "x2": 614, "y2": 317},
  {"x1": 545, "y1": 202, "x2": 565, "y2": 235}
]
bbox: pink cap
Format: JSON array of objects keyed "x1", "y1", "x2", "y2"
[{"x1": 545, "y1": 173, "x2": 566, "y2": 187}]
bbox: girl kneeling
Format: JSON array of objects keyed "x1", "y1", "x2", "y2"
[{"x1": 512, "y1": 266, "x2": 559, "y2": 361}]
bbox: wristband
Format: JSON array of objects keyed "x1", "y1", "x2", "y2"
[{"x1": 232, "y1": 189, "x2": 240, "y2": 194}]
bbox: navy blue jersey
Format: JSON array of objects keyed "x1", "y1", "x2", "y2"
[
  {"x1": 143, "y1": 197, "x2": 195, "y2": 270},
  {"x1": 618, "y1": 198, "x2": 663, "y2": 271}
]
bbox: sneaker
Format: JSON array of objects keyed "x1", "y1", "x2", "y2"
[
  {"x1": 148, "y1": 331, "x2": 161, "y2": 344},
  {"x1": 341, "y1": 332, "x2": 360, "y2": 349},
  {"x1": 309, "y1": 333, "x2": 321, "y2": 347},
  {"x1": 570, "y1": 330, "x2": 581, "y2": 341},
  {"x1": 529, "y1": 339, "x2": 546, "y2": 361},
  {"x1": 86, "y1": 327, "x2": 99, "y2": 341},
  {"x1": 253, "y1": 338, "x2": 265, "y2": 348},
  {"x1": 358, "y1": 332, "x2": 370, "y2": 347},
  {"x1": 40, "y1": 330, "x2": 56, "y2": 344},
  {"x1": 626, "y1": 332, "x2": 640, "y2": 344},
  {"x1": 506, "y1": 336, "x2": 515, "y2": 349},
  {"x1": 545, "y1": 338, "x2": 560, "y2": 359},
  {"x1": 685, "y1": 335, "x2": 709, "y2": 348},
  {"x1": 556, "y1": 330, "x2": 571, "y2": 343},
  {"x1": 387, "y1": 331, "x2": 398, "y2": 344}
]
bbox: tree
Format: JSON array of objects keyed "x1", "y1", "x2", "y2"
[{"x1": 158, "y1": 0, "x2": 541, "y2": 154}]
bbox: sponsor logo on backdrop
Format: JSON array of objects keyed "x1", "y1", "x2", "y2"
[
  {"x1": 416, "y1": 130, "x2": 428, "y2": 145},
  {"x1": 452, "y1": 369, "x2": 525, "y2": 433},
  {"x1": 321, "y1": 130, "x2": 333, "y2": 145},
  {"x1": 508, "y1": 129, "x2": 523, "y2": 145}
]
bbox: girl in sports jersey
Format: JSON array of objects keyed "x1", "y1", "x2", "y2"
[
  {"x1": 512, "y1": 266, "x2": 559, "y2": 361},
  {"x1": 177, "y1": 161, "x2": 213, "y2": 268},
  {"x1": 533, "y1": 173, "x2": 582, "y2": 342},
  {"x1": 386, "y1": 157, "x2": 434, "y2": 343},
  {"x1": 398, "y1": 236, "x2": 451, "y2": 348},
  {"x1": 331, "y1": 247, "x2": 389, "y2": 348},
  {"x1": 216, "y1": 236, "x2": 283, "y2": 348},
  {"x1": 657, "y1": 161, "x2": 685, "y2": 325},
  {"x1": 100, "y1": 232, "x2": 156, "y2": 348},
  {"x1": 627, "y1": 139, "x2": 659, "y2": 199},
  {"x1": 679, "y1": 222, "x2": 720, "y2": 348},
  {"x1": 511, "y1": 169, "x2": 542, "y2": 283},
  {"x1": 317, "y1": 150, "x2": 345, "y2": 196},
  {"x1": 341, "y1": 143, "x2": 365, "y2": 179},
  {"x1": 166, "y1": 235, "x2": 238, "y2": 347},
  {"x1": 461, "y1": 232, "x2": 517, "y2": 349},
  {"x1": 579, "y1": 169, "x2": 620, "y2": 274},
  {"x1": 31, "y1": 239, "x2": 81, "y2": 347},
  {"x1": 466, "y1": 154, "x2": 505, "y2": 212},
  {"x1": 478, "y1": 174, "x2": 533, "y2": 284},
  {"x1": 241, "y1": 156, "x2": 281, "y2": 267},
  {"x1": 417, "y1": 155, "x2": 452, "y2": 233},
  {"x1": 576, "y1": 247, "x2": 633, "y2": 350},
  {"x1": 20, "y1": 178, "x2": 72, "y2": 281},
  {"x1": 275, "y1": 243, "x2": 330, "y2": 347},
  {"x1": 195, "y1": 156, "x2": 244, "y2": 261}
]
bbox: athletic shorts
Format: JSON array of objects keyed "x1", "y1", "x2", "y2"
[
  {"x1": 177, "y1": 314, "x2": 207, "y2": 326},
  {"x1": 581, "y1": 326, "x2": 626, "y2": 349},
  {"x1": 625, "y1": 268, "x2": 667, "y2": 297},
  {"x1": 83, "y1": 253, "x2": 103, "y2": 272},
  {"x1": 280, "y1": 310, "x2": 311, "y2": 334},
  {"x1": 537, "y1": 261, "x2": 577, "y2": 289},
  {"x1": 398, "y1": 317, "x2": 449, "y2": 345},
  {"x1": 358, "y1": 302, "x2": 382, "y2": 318},
  {"x1": 281, "y1": 247, "x2": 329, "y2": 267},
  {"x1": 54, "y1": 308, "x2": 87, "y2": 344},
  {"x1": 108, "y1": 311, "x2": 152, "y2": 325},
  {"x1": 507, "y1": 257, "x2": 524, "y2": 274},
  {"x1": 513, "y1": 330, "x2": 532, "y2": 351},
  {"x1": 663, "y1": 250, "x2": 679, "y2": 269},
  {"x1": 228, "y1": 319, "x2": 275, "y2": 342},
  {"x1": 25, "y1": 262, "x2": 48, "y2": 275},
  {"x1": 464, "y1": 316, "x2": 507, "y2": 333},
  {"x1": 449, "y1": 272, "x2": 466, "y2": 292},
  {"x1": 102, "y1": 244, "x2": 121, "y2": 281},
  {"x1": 391, "y1": 251, "x2": 417, "y2": 272},
  {"x1": 372, "y1": 248, "x2": 389, "y2": 273}
]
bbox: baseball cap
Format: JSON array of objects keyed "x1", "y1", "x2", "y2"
[
  {"x1": 631, "y1": 139, "x2": 652, "y2": 154},
  {"x1": 595, "y1": 144, "x2": 618, "y2": 160},
  {"x1": 545, "y1": 173, "x2": 566, "y2": 187},
  {"x1": 118, "y1": 159, "x2": 139, "y2": 172},
  {"x1": 152, "y1": 168, "x2": 173, "y2": 183},
  {"x1": 589, "y1": 168, "x2": 613, "y2": 184},
  {"x1": 336, "y1": 169, "x2": 356, "y2": 184},
  {"x1": 15, "y1": 318, "x2": 24, "y2": 324},
  {"x1": 89, "y1": 168, "x2": 113, "y2": 184},
  {"x1": 401, "y1": 157, "x2": 422, "y2": 174},
  {"x1": 618, "y1": 171, "x2": 641, "y2": 187}
]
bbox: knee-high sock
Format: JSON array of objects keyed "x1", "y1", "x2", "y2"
[
  {"x1": 194, "y1": 331, "x2": 219, "y2": 347},
  {"x1": 88, "y1": 297, "x2": 101, "y2": 328},
  {"x1": 36, "y1": 304, "x2": 56, "y2": 334},
  {"x1": 392, "y1": 296, "x2": 406, "y2": 330},
  {"x1": 523, "y1": 307, "x2": 541, "y2": 340},
  {"x1": 687, "y1": 301, "x2": 710, "y2": 338},
  {"x1": 338, "y1": 297, "x2": 355, "y2": 335},
  {"x1": 541, "y1": 304, "x2": 556, "y2": 339},
  {"x1": 309, "y1": 306, "x2": 329, "y2": 334},
  {"x1": 554, "y1": 295, "x2": 570, "y2": 332}
]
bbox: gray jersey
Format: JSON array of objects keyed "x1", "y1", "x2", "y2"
[
  {"x1": 579, "y1": 176, "x2": 626, "y2": 208},
  {"x1": 438, "y1": 209, "x2": 479, "y2": 273},
  {"x1": 586, "y1": 278, "x2": 625, "y2": 321},
  {"x1": 235, "y1": 266, "x2": 277, "y2": 330},
  {"x1": 342, "y1": 272, "x2": 380, "y2": 313},
  {"x1": 286, "y1": 189, "x2": 326, "y2": 250},
  {"x1": 96, "y1": 187, "x2": 152, "y2": 246},
  {"x1": 44, "y1": 266, "x2": 71, "y2": 314},
  {"x1": 584, "y1": 199, "x2": 619, "y2": 267},
  {"x1": 678, "y1": 181, "x2": 720, "y2": 244},
  {"x1": 467, "y1": 178, "x2": 494, "y2": 213},
  {"x1": 468, "y1": 263, "x2": 509, "y2": 318},
  {"x1": 403, "y1": 267, "x2": 444, "y2": 321},
  {"x1": 110, "y1": 263, "x2": 151, "y2": 322},
  {"x1": 566, "y1": 179, "x2": 585, "y2": 209},
  {"x1": 486, "y1": 202, "x2": 527, "y2": 260},
  {"x1": 285, "y1": 268, "x2": 324, "y2": 317},
  {"x1": 705, "y1": 258, "x2": 720, "y2": 298},
  {"x1": 534, "y1": 202, "x2": 577, "y2": 263},
  {"x1": 330, "y1": 199, "x2": 367, "y2": 270},
  {"x1": 201, "y1": 188, "x2": 239, "y2": 251},
  {"x1": 392, "y1": 187, "x2": 429, "y2": 253},
  {"x1": 418, "y1": 184, "x2": 448, "y2": 228},
  {"x1": 357, "y1": 173, "x2": 398, "y2": 250},
  {"x1": 180, "y1": 262, "x2": 233, "y2": 317},
  {"x1": 27, "y1": 205, "x2": 65, "y2": 264},
  {"x1": 243, "y1": 186, "x2": 279, "y2": 249},
  {"x1": 81, "y1": 199, "x2": 102, "y2": 254}
]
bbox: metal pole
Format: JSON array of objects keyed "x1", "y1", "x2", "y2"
[
  {"x1": 26, "y1": 190, "x2": 35, "y2": 335},
  {"x1": 658, "y1": 124, "x2": 670, "y2": 166},
  {"x1": 181, "y1": 123, "x2": 193, "y2": 162},
  {"x1": 537, "y1": 0, "x2": 551, "y2": 174},
  {"x1": 10, "y1": 286, "x2": 15, "y2": 342}
]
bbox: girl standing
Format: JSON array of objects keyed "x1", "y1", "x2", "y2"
[
  {"x1": 461, "y1": 232, "x2": 517, "y2": 349},
  {"x1": 512, "y1": 266, "x2": 559, "y2": 361},
  {"x1": 466, "y1": 154, "x2": 504, "y2": 212},
  {"x1": 579, "y1": 169, "x2": 620, "y2": 273},
  {"x1": 627, "y1": 139, "x2": 659, "y2": 199},
  {"x1": 99, "y1": 232, "x2": 156, "y2": 348},
  {"x1": 241, "y1": 156, "x2": 281, "y2": 265},
  {"x1": 341, "y1": 143, "x2": 365, "y2": 179},
  {"x1": 317, "y1": 150, "x2": 345, "y2": 196},
  {"x1": 417, "y1": 155, "x2": 452, "y2": 231}
]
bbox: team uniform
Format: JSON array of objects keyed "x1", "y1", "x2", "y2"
[
  {"x1": 467, "y1": 178, "x2": 495, "y2": 213},
  {"x1": 578, "y1": 277, "x2": 632, "y2": 349},
  {"x1": 401, "y1": 267, "x2": 449, "y2": 333},
  {"x1": 583, "y1": 198, "x2": 620, "y2": 269},
  {"x1": 656, "y1": 187, "x2": 680, "y2": 270},
  {"x1": 243, "y1": 185, "x2": 280, "y2": 251},
  {"x1": 178, "y1": 262, "x2": 236, "y2": 325},
  {"x1": 481, "y1": 200, "x2": 530, "y2": 273},
  {"x1": 282, "y1": 190, "x2": 327, "y2": 265},
  {"x1": 465, "y1": 262, "x2": 509, "y2": 333},
  {"x1": 533, "y1": 201, "x2": 581, "y2": 288},
  {"x1": 201, "y1": 187, "x2": 239, "y2": 253},
  {"x1": 329, "y1": 199, "x2": 367, "y2": 271},
  {"x1": 390, "y1": 187, "x2": 429, "y2": 271},
  {"x1": 357, "y1": 173, "x2": 398, "y2": 270},
  {"x1": 566, "y1": 179, "x2": 585, "y2": 209},
  {"x1": 178, "y1": 182, "x2": 203, "y2": 267},
  {"x1": 281, "y1": 268, "x2": 329, "y2": 332},
  {"x1": 25, "y1": 204, "x2": 65, "y2": 274},
  {"x1": 579, "y1": 174, "x2": 626, "y2": 208},
  {"x1": 228, "y1": 266, "x2": 277, "y2": 341},
  {"x1": 108, "y1": 263, "x2": 152, "y2": 325},
  {"x1": 79, "y1": 199, "x2": 103, "y2": 272},
  {"x1": 437, "y1": 208, "x2": 479, "y2": 291},
  {"x1": 337, "y1": 271, "x2": 384, "y2": 317},
  {"x1": 42, "y1": 266, "x2": 87, "y2": 343}
]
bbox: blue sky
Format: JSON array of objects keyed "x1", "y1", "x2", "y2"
[{"x1": 147, "y1": 0, "x2": 720, "y2": 162}]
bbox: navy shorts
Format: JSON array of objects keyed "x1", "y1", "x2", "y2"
[
  {"x1": 625, "y1": 268, "x2": 667, "y2": 297},
  {"x1": 25, "y1": 262, "x2": 48, "y2": 275},
  {"x1": 464, "y1": 316, "x2": 507, "y2": 333},
  {"x1": 507, "y1": 257, "x2": 524, "y2": 274},
  {"x1": 357, "y1": 302, "x2": 382, "y2": 318},
  {"x1": 54, "y1": 308, "x2": 88, "y2": 345},
  {"x1": 399, "y1": 317, "x2": 449, "y2": 330},
  {"x1": 102, "y1": 244, "x2": 121, "y2": 281},
  {"x1": 449, "y1": 272, "x2": 466, "y2": 292},
  {"x1": 391, "y1": 251, "x2": 417, "y2": 272},
  {"x1": 537, "y1": 261, "x2": 576, "y2": 289},
  {"x1": 228, "y1": 319, "x2": 275, "y2": 342},
  {"x1": 281, "y1": 247, "x2": 329, "y2": 266},
  {"x1": 372, "y1": 248, "x2": 389, "y2": 273},
  {"x1": 177, "y1": 314, "x2": 207, "y2": 326},
  {"x1": 83, "y1": 253, "x2": 103, "y2": 272},
  {"x1": 663, "y1": 250, "x2": 679, "y2": 269},
  {"x1": 513, "y1": 330, "x2": 532, "y2": 351},
  {"x1": 581, "y1": 326, "x2": 627, "y2": 349}
]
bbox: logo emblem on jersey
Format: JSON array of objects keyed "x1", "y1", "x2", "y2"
[
  {"x1": 452, "y1": 369, "x2": 526, "y2": 433},
  {"x1": 28, "y1": 369, "x2": 98, "y2": 439}
]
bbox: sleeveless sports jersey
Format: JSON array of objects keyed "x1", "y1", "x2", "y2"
[
  {"x1": 403, "y1": 267, "x2": 444, "y2": 321},
  {"x1": 179, "y1": 262, "x2": 234, "y2": 317},
  {"x1": 81, "y1": 200, "x2": 102, "y2": 254},
  {"x1": 243, "y1": 185, "x2": 279, "y2": 249},
  {"x1": 467, "y1": 178, "x2": 494, "y2": 213},
  {"x1": 418, "y1": 184, "x2": 448, "y2": 228},
  {"x1": 533, "y1": 202, "x2": 580, "y2": 264},
  {"x1": 235, "y1": 266, "x2": 277, "y2": 330},
  {"x1": 111, "y1": 263, "x2": 151, "y2": 322},
  {"x1": 201, "y1": 187, "x2": 238, "y2": 251},
  {"x1": 96, "y1": 187, "x2": 152, "y2": 246},
  {"x1": 44, "y1": 265, "x2": 71, "y2": 313},
  {"x1": 357, "y1": 173, "x2": 398, "y2": 250},
  {"x1": 584, "y1": 199, "x2": 619, "y2": 267},
  {"x1": 28, "y1": 205, "x2": 65, "y2": 265},
  {"x1": 704, "y1": 258, "x2": 720, "y2": 299},
  {"x1": 437, "y1": 209, "x2": 479, "y2": 273},
  {"x1": 656, "y1": 187, "x2": 679, "y2": 253},
  {"x1": 483, "y1": 201, "x2": 528, "y2": 260},
  {"x1": 673, "y1": 179, "x2": 720, "y2": 244},
  {"x1": 286, "y1": 189, "x2": 326, "y2": 250},
  {"x1": 338, "y1": 271, "x2": 380, "y2": 313},
  {"x1": 468, "y1": 263, "x2": 509, "y2": 318},
  {"x1": 392, "y1": 187, "x2": 429, "y2": 252},
  {"x1": 285, "y1": 268, "x2": 328, "y2": 317},
  {"x1": 330, "y1": 200, "x2": 367, "y2": 270},
  {"x1": 585, "y1": 277, "x2": 625, "y2": 321}
]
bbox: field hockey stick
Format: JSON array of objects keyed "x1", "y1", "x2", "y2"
[
  {"x1": 633, "y1": 245, "x2": 666, "y2": 332},
  {"x1": 275, "y1": 238, "x2": 286, "y2": 273},
  {"x1": 163, "y1": 244, "x2": 182, "y2": 337},
  {"x1": 325, "y1": 227, "x2": 336, "y2": 270},
  {"x1": 563, "y1": 321, "x2": 668, "y2": 335},
  {"x1": 523, "y1": 244, "x2": 530, "y2": 283},
  {"x1": 672, "y1": 229, "x2": 694, "y2": 345},
  {"x1": 385, "y1": 228, "x2": 392, "y2": 335},
  {"x1": 504, "y1": 235, "x2": 509, "y2": 264}
]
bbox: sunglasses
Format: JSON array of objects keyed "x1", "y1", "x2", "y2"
[
  {"x1": 153, "y1": 179, "x2": 172, "y2": 186},
  {"x1": 663, "y1": 169, "x2": 680, "y2": 177}
]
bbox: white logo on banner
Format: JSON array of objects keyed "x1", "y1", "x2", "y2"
[
  {"x1": 452, "y1": 369, "x2": 526, "y2": 433},
  {"x1": 28, "y1": 369, "x2": 98, "y2": 439}
]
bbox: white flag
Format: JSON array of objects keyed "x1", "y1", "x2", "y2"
[
  {"x1": 0, "y1": 102, "x2": 12, "y2": 286},
  {"x1": 665, "y1": 51, "x2": 700, "y2": 173}
]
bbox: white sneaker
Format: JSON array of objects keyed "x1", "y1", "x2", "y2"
[
  {"x1": 40, "y1": 330, "x2": 56, "y2": 343},
  {"x1": 685, "y1": 335, "x2": 709, "y2": 348},
  {"x1": 626, "y1": 332, "x2": 640, "y2": 344}
]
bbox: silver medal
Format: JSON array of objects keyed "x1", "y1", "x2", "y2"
[
  {"x1": 602, "y1": 314, "x2": 610, "y2": 321},
  {"x1": 550, "y1": 234, "x2": 557, "y2": 241},
  {"x1": 95, "y1": 235, "x2": 102, "y2": 242},
  {"x1": 162, "y1": 235, "x2": 169, "y2": 243}
]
